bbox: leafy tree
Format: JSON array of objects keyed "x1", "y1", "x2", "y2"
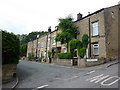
[
  {"x1": 26, "y1": 31, "x2": 48, "y2": 42},
  {"x1": 58, "y1": 16, "x2": 78, "y2": 38},
  {"x1": 17, "y1": 31, "x2": 48, "y2": 57},
  {"x1": 17, "y1": 34, "x2": 27, "y2": 44},
  {"x1": 20, "y1": 44, "x2": 27, "y2": 57},
  {"x1": 2, "y1": 30, "x2": 20, "y2": 64},
  {"x1": 55, "y1": 16, "x2": 78, "y2": 52},
  {"x1": 55, "y1": 32, "x2": 72, "y2": 49}
]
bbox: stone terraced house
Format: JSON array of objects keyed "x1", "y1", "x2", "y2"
[{"x1": 27, "y1": 4, "x2": 120, "y2": 66}]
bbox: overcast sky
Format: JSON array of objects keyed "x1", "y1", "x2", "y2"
[{"x1": 0, "y1": 0, "x2": 119, "y2": 34}]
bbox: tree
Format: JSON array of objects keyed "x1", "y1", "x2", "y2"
[
  {"x1": 17, "y1": 31, "x2": 48, "y2": 57},
  {"x1": 20, "y1": 44, "x2": 27, "y2": 57},
  {"x1": 17, "y1": 34, "x2": 27, "y2": 44},
  {"x1": 55, "y1": 16, "x2": 78, "y2": 52},
  {"x1": 2, "y1": 30, "x2": 20, "y2": 64},
  {"x1": 55, "y1": 32, "x2": 72, "y2": 49},
  {"x1": 26, "y1": 31, "x2": 48, "y2": 42}
]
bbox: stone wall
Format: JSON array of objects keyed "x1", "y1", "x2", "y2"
[
  {"x1": 52, "y1": 58, "x2": 72, "y2": 66},
  {"x1": 2, "y1": 64, "x2": 17, "y2": 84},
  {"x1": 78, "y1": 58, "x2": 107, "y2": 67}
]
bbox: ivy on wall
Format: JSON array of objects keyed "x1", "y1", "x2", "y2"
[{"x1": 69, "y1": 34, "x2": 89, "y2": 58}]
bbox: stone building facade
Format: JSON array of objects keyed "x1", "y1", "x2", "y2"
[{"x1": 27, "y1": 4, "x2": 120, "y2": 62}]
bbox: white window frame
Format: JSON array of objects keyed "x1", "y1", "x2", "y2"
[
  {"x1": 52, "y1": 36, "x2": 56, "y2": 45},
  {"x1": 41, "y1": 41, "x2": 44, "y2": 48},
  {"x1": 38, "y1": 42, "x2": 40, "y2": 48},
  {"x1": 48, "y1": 37, "x2": 51, "y2": 47},
  {"x1": 34, "y1": 43, "x2": 36, "y2": 48},
  {"x1": 92, "y1": 22, "x2": 99, "y2": 36},
  {"x1": 63, "y1": 48, "x2": 67, "y2": 53},
  {"x1": 93, "y1": 44, "x2": 99, "y2": 56}
]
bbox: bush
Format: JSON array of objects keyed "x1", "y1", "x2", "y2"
[
  {"x1": 2, "y1": 30, "x2": 20, "y2": 64},
  {"x1": 28, "y1": 53, "x2": 34, "y2": 60},
  {"x1": 58, "y1": 53, "x2": 72, "y2": 59},
  {"x1": 48, "y1": 51, "x2": 52, "y2": 58},
  {"x1": 69, "y1": 39, "x2": 82, "y2": 57},
  {"x1": 78, "y1": 48, "x2": 86, "y2": 58},
  {"x1": 82, "y1": 34, "x2": 89, "y2": 48}
]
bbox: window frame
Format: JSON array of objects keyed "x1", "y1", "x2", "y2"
[
  {"x1": 92, "y1": 21, "x2": 99, "y2": 36},
  {"x1": 93, "y1": 44, "x2": 99, "y2": 56}
]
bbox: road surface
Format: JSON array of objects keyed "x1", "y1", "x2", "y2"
[{"x1": 16, "y1": 60, "x2": 119, "y2": 89}]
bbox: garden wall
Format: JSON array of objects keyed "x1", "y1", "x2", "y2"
[
  {"x1": 52, "y1": 58, "x2": 72, "y2": 66},
  {"x1": 78, "y1": 58, "x2": 106, "y2": 67},
  {"x1": 2, "y1": 64, "x2": 17, "y2": 84}
]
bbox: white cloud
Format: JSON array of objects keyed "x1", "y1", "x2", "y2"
[{"x1": 0, "y1": 0, "x2": 119, "y2": 34}]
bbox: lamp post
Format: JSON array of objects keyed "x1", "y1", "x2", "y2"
[{"x1": 36, "y1": 35, "x2": 39, "y2": 59}]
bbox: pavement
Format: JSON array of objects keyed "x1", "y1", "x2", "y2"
[
  {"x1": 2, "y1": 59, "x2": 119, "y2": 89},
  {"x1": 2, "y1": 77, "x2": 19, "y2": 90}
]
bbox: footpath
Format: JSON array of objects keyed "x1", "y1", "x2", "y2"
[{"x1": 2, "y1": 77, "x2": 19, "y2": 90}]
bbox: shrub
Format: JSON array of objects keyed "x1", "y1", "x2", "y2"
[
  {"x1": 2, "y1": 30, "x2": 20, "y2": 64},
  {"x1": 82, "y1": 34, "x2": 89, "y2": 48},
  {"x1": 48, "y1": 51, "x2": 52, "y2": 58},
  {"x1": 58, "y1": 53, "x2": 72, "y2": 59},
  {"x1": 69, "y1": 39, "x2": 82, "y2": 57},
  {"x1": 78, "y1": 48, "x2": 86, "y2": 58},
  {"x1": 28, "y1": 53, "x2": 34, "y2": 60}
]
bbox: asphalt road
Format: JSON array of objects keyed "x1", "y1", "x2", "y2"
[{"x1": 16, "y1": 60, "x2": 119, "y2": 89}]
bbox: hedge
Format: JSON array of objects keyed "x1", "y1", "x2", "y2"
[
  {"x1": 2, "y1": 30, "x2": 20, "y2": 64},
  {"x1": 58, "y1": 53, "x2": 72, "y2": 59}
]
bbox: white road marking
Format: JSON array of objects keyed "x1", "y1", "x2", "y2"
[
  {"x1": 101, "y1": 76, "x2": 120, "y2": 86},
  {"x1": 86, "y1": 70, "x2": 95, "y2": 75},
  {"x1": 86, "y1": 74, "x2": 104, "y2": 81},
  {"x1": 60, "y1": 76, "x2": 79, "y2": 81},
  {"x1": 86, "y1": 74, "x2": 120, "y2": 86},
  {"x1": 36, "y1": 84, "x2": 48, "y2": 89}
]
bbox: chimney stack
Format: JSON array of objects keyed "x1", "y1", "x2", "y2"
[
  {"x1": 48, "y1": 26, "x2": 51, "y2": 33},
  {"x1": 77, "y1": 13, "x2": 82, "y2": 21}
]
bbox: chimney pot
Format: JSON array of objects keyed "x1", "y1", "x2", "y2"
[
  {"x1": 77, "y1": 13, "x2": 82, "y2": 21},
  {"x1": 48, "y1": 26, "x2": 51, "y2": 33}
]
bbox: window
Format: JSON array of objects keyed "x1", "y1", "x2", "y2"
[
  {"x1": 52, "y1": 37, "x2": 56, "y2": 45},
  {"x1": 41, "y1": 41, "x2": 44, "y2": 48},
  {"x1": 38, "y1": 42, "x2": 40, "y2": 48},
  {"x1": 63, "y1": 48, "x2": 67, "y2": 53},
  {"x1": 92, "y1": 22, "x2": 99, "y2": 36},
  {"x1": 111, "y1": 11, "x2": 115, "y2": 19},
  {"x1": 34, "y1": 43, "x2": 36, "y2": 48},
  {"x1": 93, "y1": 44, "x2": 99, "y2": 56},
  {"x1": 48, "y1": 37, "x2": 51, "y2": 47}
]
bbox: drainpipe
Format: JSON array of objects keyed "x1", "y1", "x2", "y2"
[
  {"x1": 46, "y1": 33, "x2": 48, "y2": 58},
  {"x1": 88, "y1": 12, "x2": 91, "y2": 58}
]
